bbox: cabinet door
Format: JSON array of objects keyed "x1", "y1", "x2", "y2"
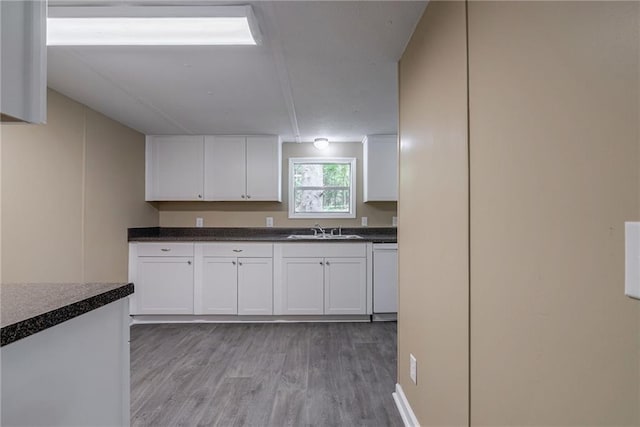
[
  {"x1": 324, "y1": 257, "x2": 367, "y2": 315},
  {"x1": 202, "y1": 257, "x2": 238, "y2": 314},
  {"x1": 204, "y1": 136, "x2": 247, "y2": 201},
  {"x1": 246, "y1": 136, "x2": 281, "y2": 201},
  {"x1": 135, "y1": 257, "x2": 194, "y2": 314},
  {"x1": 146, "y1": 136, "x2": 204, "y2": 201},
  {"x1": 363, "y1": 135, "x2": 398, "y2": 202},
  {"x1": 238, "y1": 258, "x2": 273, "y2": 315},
  {"x1": 281, "y1": 258, "x2": 325, "y2": 315}
]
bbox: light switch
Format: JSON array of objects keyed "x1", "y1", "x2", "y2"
[
  {"x1": 266, "y1": 217, "x2": 274, "y2": 227},
  {"x1": 196, "y1": 217, "x2": 204, "y2": 228},
  {"x1": 625, "y1": 222, "x2": 640, "y2": 300}
]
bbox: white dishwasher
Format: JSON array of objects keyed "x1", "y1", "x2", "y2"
[{"x1": 373, "y1": 243, "x2": 398, "y2": 313}]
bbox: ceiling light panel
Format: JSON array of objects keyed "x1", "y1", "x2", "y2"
[{"x1": 47, "y1": 5, "x2": 262, "y2": 46}]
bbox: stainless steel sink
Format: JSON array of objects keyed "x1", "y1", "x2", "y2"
[{"x1": 286, "y1": 234, "x2": 363, "y2": 240}]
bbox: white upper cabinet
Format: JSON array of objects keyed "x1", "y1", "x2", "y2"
[
  {"x1": 146, "y1": 136, "x2": 204, "y2": 201},
  {"x1": 0, "y1": 0, "x2": 46, "y2": 123},
  {"x1": 146, "y1": 135, "x2": 281, "y2": 202},
  {"x1": 362, "y1": 134, "x2": 398, "y2": 202},
  {"x1": 204, "y1": 136, "x2": 246, "y2": 201},
  {"x1": 205, "y1": 135, "x2": 281, "y2": 201}
]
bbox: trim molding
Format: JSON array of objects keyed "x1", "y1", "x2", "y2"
[{"x1": 392, "y1": 383, "x2": 420, "y2": 427}]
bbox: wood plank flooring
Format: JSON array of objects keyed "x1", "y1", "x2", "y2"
[{"x1": 130, "y1": 322, "x2": 401, "y2": 427}]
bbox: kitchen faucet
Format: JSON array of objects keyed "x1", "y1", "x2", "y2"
[{"x1": 313, "y1": 223, "x2": 326, "y2": 236}]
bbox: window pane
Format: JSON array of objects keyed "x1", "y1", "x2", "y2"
[
  {"x1": 294, "y1": 189, "x2": 350, "y2": 213},
  {"x1": 323, "y1": 164, "x2": 350, "y2": 187},
  {"x1": 294, "y1": 164, "x2": 324, "y2": 187}
]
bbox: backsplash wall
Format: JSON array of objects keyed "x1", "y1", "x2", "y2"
[{"x1": 158, "y1": 141, "x2": 397, "y2": 228}]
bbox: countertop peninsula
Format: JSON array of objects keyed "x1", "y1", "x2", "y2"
[{"x1": 1, "y1": 282, "x2": 133, "y2": 346}]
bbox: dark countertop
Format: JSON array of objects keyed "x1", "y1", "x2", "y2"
[
  {"x1": 128, "y1": 227, "x2": 397, "y2": 244},
  {"x1": 1, "y1": 283, "x2": 133, "y2": 346}
]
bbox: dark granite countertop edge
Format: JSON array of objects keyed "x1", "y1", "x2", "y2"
[
  {"x1": 1, "y1": 283, "x2": 134, "y2": 347},
  {"x1": 128, "y1": 227, "x2": 397, "y2": 243}
]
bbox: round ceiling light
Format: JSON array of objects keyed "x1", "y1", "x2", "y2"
[{"x1": 313, "y1": 138, "x2": 329, "y2": 150}]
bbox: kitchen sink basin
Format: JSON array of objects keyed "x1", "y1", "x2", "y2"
[{"x1": 286, "y1": 234, "x2": 363, "y2": 240}]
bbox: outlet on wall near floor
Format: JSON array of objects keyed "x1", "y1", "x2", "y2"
[
  {"x1": 392, "y1": 216, "x2": 398, "y2": 227},
  {"x1": 196, "y1": 217, "x2": 204, "y2": 228},
  {"x1": 361, "y1": 217, "x2": 368, "y2": 227},
  {"x1": 266, "y1": 217, "x2": 274, "y2": 227},
  {"x1": 410, "y1": 354, "x2": 417, "y2": 384}
]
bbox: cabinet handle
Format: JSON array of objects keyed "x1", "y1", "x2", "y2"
[
  {"x1": 241, "y1": 194, "x2": 245, "y2": 199},
  {"x1": 232, "y1": 261, "x2": 237, "y2": 265},
  {"x1": 161, "y1": 248, "x2": 171, "y2": 252},
  {"x1": 246, "y1": 195, "x2": 251, "y2": 199},
  {"x1": 232, "y1": 249, "x2": 243, "y2": 253},
  {"x1": 187, "y1": 261, "x2": 192, "y2": 265},
  {"x1": 238, "y1": 262, "x2": 243, "y2": 266},
  {"x1": 198, "y1": 194, "x2": 202, "y2": 199},
  {"x1": 326, "y1": 261, "x2": 330, "y2": 266},
  {"x1": 319, "y1": 261, "x2": 324, "y2": 265}
]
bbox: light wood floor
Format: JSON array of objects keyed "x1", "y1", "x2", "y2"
[{"x1": 130, "y1": 322, "x2": 401, "y2": 427}]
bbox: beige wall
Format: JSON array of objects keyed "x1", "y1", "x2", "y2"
[
  {"x1": 398, "y1": 1, "x2": 469, "y2": 425},
  {"x1": 399, "y1": 1, "x2": 640, "y2": 425},
  {"x1": 158, "y1": 141, "x2": 397, "y2": 228},
  {"x1": 1, "y1": 89, "x2": 158, "y2": 283},
  {"x1": 468, "y1": 2, "x2": 640, "y2": 425}
]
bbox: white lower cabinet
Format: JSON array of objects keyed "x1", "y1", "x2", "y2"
[
  {"x1": 324, "y1": 257, "x2": 367, "y2": 315},
  {"x1": 278, "y1": 244, "x2": 368, "y2": 315},
  {"x1": 202, "y1": 257, "x2": 238, "y2": 314},
  {"x1": 238, "y1": 258, "x2": 273, "y2": 315},
  {"x1": 135, "y1": 256, "x2": 194, "y2": 314},
  {"x1": 281, "y1": 258, "x2": 325, "y2": 315}
]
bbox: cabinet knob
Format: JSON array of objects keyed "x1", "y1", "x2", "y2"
[
  {"x1": 187, "y1": 261, "x2": 192, "y2": 265},
  {"x1": 326, "y1": 261, "x2": 330, "y2": 266},
  {"x1": 319, "y1": 261, "x2": 324, "y2": 265},
  {"x1": 161, "y1": 248, "x2": 171, "y2": 252},
  {"x1": 238, "y1": 262, "x2": 243, "y2": 266},
  {"x1": 198, "y1": 194, "x2": 202, "y2": 199},
  {"x1": 246, "y1": 195, "x2": 251, "y2": 199},
  {"x1": 241, "y1": 195, "x2": 245, "y2": 199},
  {"x1": 232, "y1": 261, "x2": 236, "y2": 265}
]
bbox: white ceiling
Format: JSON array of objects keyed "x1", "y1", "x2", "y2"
[{"x1": 47, "y1": 1, "x2": 427, "y2": 142}]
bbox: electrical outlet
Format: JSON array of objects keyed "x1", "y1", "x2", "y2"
[
  {"x1": 266, "y1": 217, "x2": 274, "y2": 227},
  {"x1": 361, "y1": 216, "x2": 368, "y2": 227},
  {"x1": 196, "y1": 217, "x2": 204, "y2": 228},
  {"x1": 392, "y1": 216, "x2": 398, "y2": 227},
  {"x1": 410, "y1": 354, "x2": 417, "y2": 384}
]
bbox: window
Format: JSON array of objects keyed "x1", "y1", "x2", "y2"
[{"x1": 288, "y1": 157, "x2": 356, "y2": 219}]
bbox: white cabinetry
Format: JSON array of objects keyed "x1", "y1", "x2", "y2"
[
  {"x1": 204, "y1": 135, "x2": 281, "y2": 201},
  {"x1": 145, "y1": 135, "x2": 281, "y2": 202},
  {"x1": 132, "y1": 243, "x2": 195, "y2": 314},
  {"x1": 197, "y1": 243, "x2": 273, "y2": 315},
  {"x1": 277, "y1": 243, "x2": 367, "y2": 315},
  {"x1": 145, "y1": 136, "x2": 204, "y2": 201},
  {"x1": 363, "y1": 134, "x2": 398, "y2": 202},
  {"x1": 281, "y1": 258, "x2": 325, "y2": 315},
  {"x1": 1, "y1": 0, "x2": 46, "y2": 123}
]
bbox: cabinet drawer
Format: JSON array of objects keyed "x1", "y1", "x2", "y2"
[
  {"x1": 137, "y1": 243, "x2": 194, "y2": 257},
  {"x1": 281, "y1": 243, "x2": 366, "y2": 258},
  {"x1": 201, "y1": 243, "x2": 273, "y2": 258}
]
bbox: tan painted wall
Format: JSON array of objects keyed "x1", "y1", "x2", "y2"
[
  {"x1": 1, "y1": 89, "x2": 158, "y2": 283},
  {"x1": 397, "y1": 1, "x2": 469, "y2": 425},
  {"x1": 158, "y1": 141, "x2": 397, "y2": 228},
  {"x1": 468, "y1": 2, "x2": 640, "y2": 425},
  {"x1": 399, "y1": 1, "x2": 640, "y2": 425}
]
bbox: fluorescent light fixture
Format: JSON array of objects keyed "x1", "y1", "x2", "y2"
[
  {"x1": 47, "y1": 6, "x2": 261, "y2": 46},
  {"x1": 313, "y1": 138, "x2": 330, "y2": 150}
]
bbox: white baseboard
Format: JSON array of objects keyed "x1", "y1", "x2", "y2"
[
  {"x1": 392, "y1": 383, "x2": 420, "y2": 427},
  {"x1": 130, "y1": 314, "x2": 371, "y2": 324}
]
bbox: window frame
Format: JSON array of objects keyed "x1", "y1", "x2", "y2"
[{"x1": 288, "y1": 157, "x2": 357, "y2": 219}]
